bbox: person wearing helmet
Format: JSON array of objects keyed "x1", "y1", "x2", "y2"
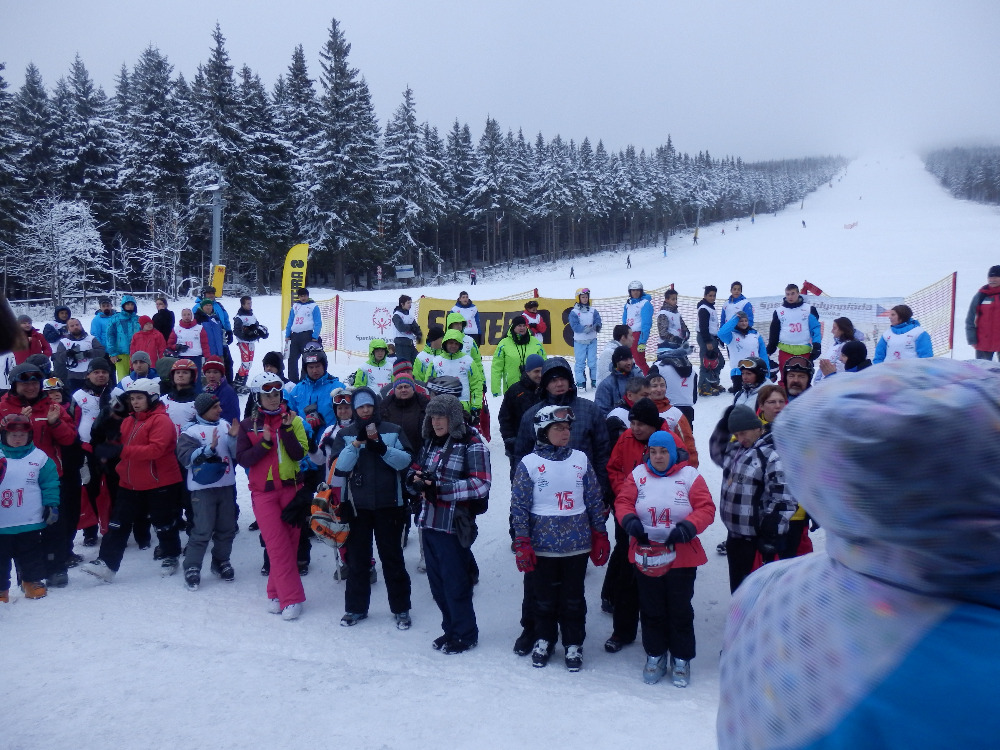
[
  {"x1": 450, "y1": 292, "x2": 481, "y2": 346},
  {"x1": 287, "y1": 343, "x2": 346, "y2": 431},
  {"x1": 656, "y1": 346, "x2": 697, "y2": 425},
  {"x1": 175, "y1": 392, "x2": 240, "y2": 591},
  {"x1": 718, "y1": 310, "x2": 768, "y2": 394},
  {"x1": 656, "y1": 288, "x2": 690, "y2": 352},
  {"x1": 405, "y1": 394, "x2": 492, "y2": 654},
  {"x1": 352, "y1": 339, "x2": 393, "y2": 393},
  {"x1": 732, "y1": 357, "x2": 769, "y2": 408},
  {"x1": 568, "y1": 288, "x2": 602, "y2": 390},
  {"x1": 429, "y1": 331, "x2": 484, "y2": 416},
  {"x1": 328, "y1": 387, "x2": 413, "y2": 630},
  {"x1": 615, "y1": 429, "x2": 715, "y2": 687},
  {"x1": 766, "y1": 283, "x2": 822, "y2": 383},
  {"x1": 697, "y1": 285, "x2": 726, "y2": 396},
  {"x1": 166, "y1": 308, "x2": 210, "y2": 376},
  {"x1": 720, "y1": 359, "x2": 1000, "y2": 750},
  {"x1": 491, "y1": 315, "x2": 545, "y2": 398},
  {"x1": 521, "y1": 299, "x2": 546, "y2": 344},
  {"x1": 426, "y1": 375, "x2": 464, "y2": 400},
  {"x1": 161, "y1": 359, "x2": 201, "y2": 432},
  {"x1": 781, "y1": 355, "x2": 814, "y2": 401},
  {"x1": 0, "y1": 413, "x2": 61, "y2": 602},
  {"x1": 53, "y1": 317, "x2": 107, "y2": 394},
  {"x1": 510, "y1": 404, "x2": 609, "y2": 671},
  {"x1": 622, "y1": 281, "x2": 653, "y2": 375},
  {"x1": 709, "y1": 403, "x2": 797, "y2": 593},
  {"x1": 413, "y1": 326, "x2": 444, "y2": 384},
  {"x1": 81, "y1": 378, "x2": 185, "y2": 582},
  {"x1": 284, "y1": 287, "x2": 322, "y2": 383},
  {"x1": 106, "y1": 295, "x2": 140, "y2": 380},
  {"x1": 236, "y1": 371, "x2": 309, "y2": 619}
]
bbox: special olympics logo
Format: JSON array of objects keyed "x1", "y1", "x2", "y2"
[{"x1": 372, "y1": 306, "x2": 392, "y2": 335}]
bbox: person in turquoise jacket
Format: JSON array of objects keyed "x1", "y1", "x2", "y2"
[
  {"x1": 0, "y1": 413, "x2": 61, "y2": 601},
  {"x1": 106, "y1": 295, "x2": 141, "y2": 380},
  {"x1": 719, "y1": 359, "x2": 1000, "y2": 750},
  {"x1": 873, "y1": 304, "x2": 934, "y2": 363},
  {"x1": 621, "y1": 281, "x2": 654, "y2": 373},
  {"x1": 90, "y1": 296, "x2": 115, "y2": 350}
]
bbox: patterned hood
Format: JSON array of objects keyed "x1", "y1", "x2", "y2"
[{"x1": 773, "y1": 358, "x2": 1000, "y2": 608}]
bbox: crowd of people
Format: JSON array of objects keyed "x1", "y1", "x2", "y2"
[{"x1": 3, "y1": 267, "x2": 996, "y2": 725}]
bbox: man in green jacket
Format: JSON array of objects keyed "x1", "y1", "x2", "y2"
[{"x1": 491, "y1": 316, "x2": 545, "y2": 397}]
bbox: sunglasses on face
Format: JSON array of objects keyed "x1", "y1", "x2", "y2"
[{"x1": 14, "y1": 372, "x2": 43, "y2": 383}]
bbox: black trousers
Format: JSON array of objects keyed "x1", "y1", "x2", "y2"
[
  {"x1": 344, "y1": 507, "x2": 411, "y2": 615},
  {"x1": 677, "y1": 405, "x2": 695, "y2": 426},
  {"x1": 779, "y1": 520, "x2": 806, "y2": 560},
  {"x1": 726, "y1": 533, "x2": 759, "y2": 593},
  {"x1": 287, "y1": 331, "x2": 314, "y2": 383},
  {"x1": 393, "y1": 338, "x2": 417, "y2": 364},
  {"x1": 1, "y1": 530, "x2": 45, "y2": 589},
  {"x1": 600, "y1": 517, "x2": 640, "y2": 641},
  {"x1": 44, "y1": 450, "x2": 82, "y2": 575},
  {"x1": 635, "y1": 566, "x2": 697, "y2": 659},
  {"x1": 99, "y1": 484, "x2": 182, "y2": 572},
  {"x1": 533, "y1": 553, "x2": 589, "y2": 649}
]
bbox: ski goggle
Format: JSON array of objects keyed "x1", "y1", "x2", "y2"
[
  {"x1": 784, "y1": 356, "x2": 813, "y2": 372},
  {"x1": 578, "y1": 289, "x2": 591, "y2": 296},
  {"x1": 42, "y1": 377, "x2": 64, "y2": 391},
  {"x1": 549, "y1": 407, "x2": 575, "y2": 421},
  {"x1": 13, "y1": 371, "x2": 43, "y2": 383},
  {"x1": 738, "y1": 359, "x2": 759, "y2": 370},
  {"x1": 258, "y1": 381, "x2": 284, "y2": 393},
  {"x1": 332, "y1": 392, "x2": 352, "y2": 406},
  {"x1": 0, "y1": 415, "x2": 32, "y2": 432}
]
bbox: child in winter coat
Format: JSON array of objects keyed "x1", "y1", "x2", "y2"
[
  {"x1": 431, "y1": 330, "x2": 484, "y2": 415},
  {"x1": 166, "y1": 308, "x2": 210, "y2": 374},
  {"x1": 0, "y1": 414, "x2": 61, "y2": 601},
  {"x1": 201, "y1": 356, "x2": 240, "y2": 424},
  {"x1": 176, "y1": 393, "x2": 239, "y2": 590},
  {"x1": 510, "y1": 405, "x2": 610, "y2": 671},
  {"x1": 353, "y1": 339, "x2": 394, "y2": 392},
  {"x1": 615, "y1": 430, "x2": 715, "y2": 687},
  {"x1": 130, "y1": 316, "x2": 167, "y2": 366}
]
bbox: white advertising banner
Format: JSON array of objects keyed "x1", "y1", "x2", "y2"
[{"x1": 339, "y1": 298, "x2": 396, "y2": 355}]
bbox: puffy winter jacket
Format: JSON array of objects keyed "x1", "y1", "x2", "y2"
[
  {"x1": 194, "y1": 309, "x2": 225, "y2": 356},
  {"x1": 14, "y1": 328, "x2": 52, "y2": 365},
  {"x1": 130, "y1": 327, "x2": 167, "y2": 364},
  {"x1": 0, "y1": 391, "x2": 77, "y2": 476},
  {"x1": 491, "y1": 320, "x2": 545, "y2": 396},
  {"x1": 873, "y1": 318, "x2": 933, "y2": 364},
  {"x1": 498, "y1": 372, "x2": 542, "y2": 455},
  {"x1": 622, "y1": 293, "x2": 654, "y2": 345},
  {"x1": 106, "y1": 295, "x2": 140, "y2": 358},
  {"x1": 966, "y1": 283, "x2": 1000, "y2": 352},
  {"x1": 90, "y1": 310, "x2": 115, "y2": 349},
  {"x1": 236, "y1": 404, "x2": 308, "y2": 492},
  {"x1": 0, "y1": 441, "x2": 60, "y2": 535},
  {"x1": 287, "y1": 370, "x2": 346, "y2": 428},
  {"x1": 117, "y1": 401, "x2": 183, "y2": 490}
]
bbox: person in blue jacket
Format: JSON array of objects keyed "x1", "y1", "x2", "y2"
[
  {"x1": 90, "y1": 297, "x2": 115, "y2": 350},
  {"x1": 284, "y1": 287, "x2": 323, "y2": 383},
  {"x1": 621, "y1": 281, "x2": 653, "y2": 374},
  {"x1": 286, "y1": 344, "x2": 346, "y2": 429},
  {"x1": 195, "y1": 300, "x2": 226, "y2": 358},
  {"x1": 719, "y1": 358, "x2": 1000, "y2": 750},
  {"x1": 719, "y1": 281, "x2": 754, "y2": 328},
  {"x1": 717, "y1": 310, "x2": 769, "y2": 393},
  {"x1": 568, "y1": 288, "x2": 602, "y2": 390},
  {"x1": 873, "y1": 304, "x2": 933, "y2": 363}
]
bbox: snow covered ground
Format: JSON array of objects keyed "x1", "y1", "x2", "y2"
[{"x1": 6, "y1": 152, "x2": 999, "y2": 750}]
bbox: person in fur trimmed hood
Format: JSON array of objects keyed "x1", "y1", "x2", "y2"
[{"x1": 406, "y1": 394, "x2": 491, "y2": 655}]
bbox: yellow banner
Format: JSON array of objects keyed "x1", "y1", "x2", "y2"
[
  {"x1": 211, "y1": 264, "x2": 226, "y2": 297},
  {"x1": 281, "y1": 243, "x2": 309, "y2": 336},
  {"x1": 417, "y1": 297, "x2": 577, "y2": 357}
]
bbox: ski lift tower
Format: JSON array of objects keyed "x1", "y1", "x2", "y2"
[{"x1": 203, "y1": 179, "x2": 227, "y2": 272}]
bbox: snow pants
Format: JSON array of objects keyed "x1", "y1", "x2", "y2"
[
  {"x1": 99, "y1": 483, "x2": 182, "y2": 572},
  {"x1": 424, "y1": 528, "x2": 478, "y2": 646},
  {"x1": 253, "y1": 485, "x2": 305, "y2": 609},
  {"x1": 344, "y1": 507, "x2": 411, "y2": 616},
  {"x1": 393, "y1": 338, "x2": 417, "y2": 365},
  {"x1": 287, "y1": 331, "x2": 314, "y2": 383},
  {"x1": 630, "y1": 340, "x2": 650, "y2": 375},
  {"x1": 112, "y1": 355, "x2": 131, "y2": 381},
  {"x1": 237, "y1": 342, "x2": 255, "y2": 378},
  {"x1": 600, "y1": 517, "x2": 640, "y2": 642},
  {"x1": 573, "y1": 339, "x2": 598, "y2": 386},
  {"x1": 0, "y1": 530, "x2": 45, "y2": 590},
  {"x1": 183, "y1": 485, "x2": 237, "y2": 572},
  {"x1": 635, "y1": 566, "x2": 697, "y2": 660},
  {"x1": 533, "y1": 553, "x2": 589, "y2": 649}
]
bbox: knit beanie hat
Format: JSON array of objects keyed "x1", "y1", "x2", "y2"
[
  {"x1": 628, "y1": 397, "x2": 661, "y2": 429},
  {"x1": 262, "y1": 351, "x2": 284, "y2": 371},
  {"x1": 646, "y1": 430, "x2": 678, "y2": 472},
  {"x1": 524, "y1": 353, "x2": 545, "y2": 372},
  {"x1": 394, "y1": 374, "x2": 416, "y2": 389},
  {"x1": 353, "y1": 390, "x2": 375, "y2": 409},
  {"x1": 426, "y1": 326, "x2": 445, "y2": 345},
  {"x1": 87, "y1": 358, "x2": 112, "y2": 374},
  {"x1": 202, "y1": 356, "x2": 225, "y2": 373},
  {"x1": 612, "y1": 346, "x2": 634, "y2": 366},
  {"x1": 131, "y1": 351, "x2": 152, "y2": 365},
  {"x1": 17, "y1": 314, "x2": 31, "y2": 324},
  {"x1": 195, "y1": 393, "x2": 220, "y2": 416},
  {"x1": 511, "y1": 315, "x2": 527, "y2": 329},
  {"x1": 392, "y1": 360, "x2": 413, "y2": 379},
  {"x1": 841, "y1": 340, "x2": 868, "y2": 370},
  {"x1": 728, "y1": 404, "x2": 763, "y2": 433},
  {"x1": 990, "y1": 265, "x2": 1000, "y2": 278},
  {"x1": 139, "y1": 315, "x2": 153, "y2": 327}
]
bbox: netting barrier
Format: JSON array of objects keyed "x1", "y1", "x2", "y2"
[{"x1": 308, "y1": 274, "x2": 956, "y2": 363}]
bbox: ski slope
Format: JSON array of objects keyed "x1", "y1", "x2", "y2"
[{"x1": 5, "y1": 152, "x2": 999, "y2": 750}]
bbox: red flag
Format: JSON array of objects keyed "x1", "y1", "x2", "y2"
[{"x1": 801, "y1": 280, "x2": 824, "y2": 296}]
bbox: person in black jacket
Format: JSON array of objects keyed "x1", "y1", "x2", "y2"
[
  {"x1": 497, "y1": 353, "x2": 544, "y2": 480},
  {"x1": 152, "y1": 297, "x2": 175, "y2": 343},
  {"x1": 328, "y1": 387, "x2": 414, "y2": 629}
]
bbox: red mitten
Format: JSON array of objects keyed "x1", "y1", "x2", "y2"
[
  {"x1": 590, "y1": 530, "x2": 610, "y2": 567},
  {"x1": 513, "y1": 536, "x2": 536, "y2": 573}
]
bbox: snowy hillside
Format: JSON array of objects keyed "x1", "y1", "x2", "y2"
[{"x1": 6, "y1": 153, "x2": 1000, "y2": 750}]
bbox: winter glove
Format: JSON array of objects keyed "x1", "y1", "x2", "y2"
[
  {"x1": 304, "y1": 411, "x2": 323, "y2": 431},
  {"x1": 470, "y1": 408, "x2": 481, "y2": 424},
  {"x1": 44, "y1": 506, "x2": 59, "y2": 526},
  {"x1": 280, "y1": 488, "x2": 313, "y2": 527},
  {"x1": 366, "y1": 435, "x2": 388, "y2": 456},
  {"x1": 758, "y1": 512, "x2": 781, "y2": 538},
  {"x1": 590, "y1": 529, "x2": 610, "y2": 567},
  {"x1": 756, "y1": 534, "x2": 784, "y2": 561},
  {"x1": 637, "y1": 344, "x2": 646, "y2": 354},
  {"x1": 810, "y1": 342, "x2": 822, "y2": 361},
  {"x1": 224, "y1": 330, "x2": 234, "y2": 345},
  {"x1": 666, "y1": 519, "x2": 696, "y2": 545},
  {"x1": 175, "y1": 343, "x2": 189, "y2": 353},
  {"x1": 513, "y1": 536, "x2": 536, "y2": 573},
  {"x1": 622, "y1": 514, "x2": 649, "y2": 545}
]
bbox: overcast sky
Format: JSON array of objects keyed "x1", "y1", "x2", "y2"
[{"x1": 3, "y1": 0, "x2": 998, "y2": 161}]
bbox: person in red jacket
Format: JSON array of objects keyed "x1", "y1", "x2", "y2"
[
  {"x1": 603, "y1": 397, "x2": 687, "y2": 654},
  {"x1": 81, "y1": 378, "x2": 183, "y2": 582},
  {"x1": 615, "y1": 430, "x2": 715, "y2": 688},
  {"x1": 0, "y1": 363, "x2": 77, "y2": 477},
  {"x1": 965, "y1": 265, "x2": 1000, "y2": 361},
  {"x1": 522, "y1": 299, "x2": 547, "y2": 344},
  {"x1": 130, "y1": 316, "x2": 167, "y2": 365},
  {"x1": 14, "y1": 315, "x2": 52, "y2": 365}
]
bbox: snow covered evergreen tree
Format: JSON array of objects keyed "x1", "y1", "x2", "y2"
[
  {"x1": 0, "y1": 63, "x2": 26, "y2": 260},
  {"x1": 12, "y1": 63, "x2": 58, "y2": 202},
  {"x1": 443, "y1": 119, "x2": 476, "y2": 269}
]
